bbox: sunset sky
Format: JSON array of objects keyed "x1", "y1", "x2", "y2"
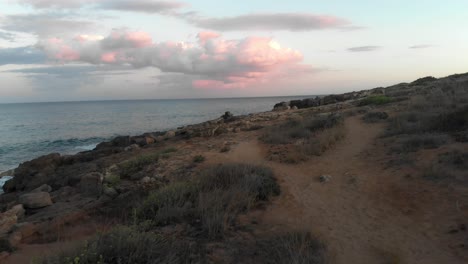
[{"x1": 0, "y1": 0, "x2": 467, "y2": 103}]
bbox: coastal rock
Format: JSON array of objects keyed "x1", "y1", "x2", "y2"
[
  {"x1": 11, "y1": 153, "x2": 62, "y2": 192},
  {"x1": 7, "y1": 231, "x2": 22, "y2": 247},
  {"x1": 103, "y1": 186, "x2": 118, "y2": 199},
  {"x1": 222, "y1": 111, "x2": 235, "y2": 122},
  {"x1": 124, "y1": 144, "x2": 140, "y2": 152},
  {"x1": 0, "y1": 205, "x2": 25, "y2": 236},
  {"x1": 2, "y1": 179, "x2": 16, "y2": 193},
  {"x1": 165, "y1": 131, "x2": 176, "y2": 139},
  {"x1": 31, "y1": 184, "x2": 52, "y2": 193},
  {"x1": 19, "y1": 192, "x2": 53, "y2": 209},
  {"x1": 111, "y1": 136, "x2": 131, "y2": 147},
  {"x1": 273, "y1": 101, "x2": 290, "y2": 111},
  {"x1": 79, "y1": 172, "x2": 103, "y2": 197},
  {"x1": 140, "y1": 176, "x2": 151, "y2": 184}
]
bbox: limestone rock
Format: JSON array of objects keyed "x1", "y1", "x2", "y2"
[
  {"x1": 79, "y1": 172, "x2": 103, "y2": 197},
  {"x1": 31, "y1": 184, "x2": 52, "y2": 193},
  {"x1": 19, "y1": 192, "x2": 53, "y2": 209}
]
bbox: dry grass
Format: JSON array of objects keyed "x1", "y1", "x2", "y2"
[
  {"x1": 39, "y1": 226, "x2": 193, "y2": 264},
  {"x1": 261, "y1": 114, "x2": 346, "y2": 163},
  {"x1": 137, "y1": 163, "x2": 279, "y2": 238}
]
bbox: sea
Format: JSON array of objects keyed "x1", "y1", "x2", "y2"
[{"x1": 0, "y1": 96, "x2": 312, "y2": 174}]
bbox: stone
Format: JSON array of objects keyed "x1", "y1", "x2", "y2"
[
  {"x1": 221, "y1": 111, "x2": 235, "y2": 122},
  {"x1": 140, "y1": 177, "x2": 151, "y2": 184},
  {"x1": 0, "y1": 212, "x2": 17, "y2": 236},
  {"x1": 8, "y1": 231, "x2": 22, "y2": 247},
  {"x1": 0, "y1": 251, "x2": 10, "y2": 261},
  {"x1": 12, "y1": 153, "x2": 63, "y2": 192},
  {"x1": 124, "y1": 144, "x2": 140, "y2": 152},
  {"x1": 31, "y1": 184, "x2": 52, "y2": 193},
  {"x1": 319, "y1": 175, "x2": 332, "y2": 183},
  {"x1": 79, "y1": 172, "x2": 103, "y2": 197},
  {"x1": 19, "y1": 192, "x2": 53, "y2": 209},
  {"x1": 103, "y1": 186, "x2": 118, "y2": 199},
  {"x1": 165, "y1": 131, "x2": 176, "y2": 139},
  {"x1": 145, "y1": 136, "x2": 155, "y2": 145},
  {"x1": 291, "y1": 106, "x2": 298, "y2": 110}
]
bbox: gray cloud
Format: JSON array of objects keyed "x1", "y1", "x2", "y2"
[
  {"x1": 347, "y1": 46, "x2": 381, "y2": 52},
  {"x1": 0, "y1": 31, "x2": 16, "y2": 42},
  {"x1": 0, "y1": 46, "x2": 46, "y2": 65},
  {"x1": 15, "y1": 0, "x2": 97, "y2": 9},
  {"x1": 0, "y1": 13, "x2": 95, "y2": 37},
  {"x1": 409, "y1": 44, "x2": 434, "y2": 49},
  {"x1": 188, "y1": 13, "x2": 350, "y2": 31},
  {"x1": 99, "y1": 0, "x2": 186, "y2": 14}
]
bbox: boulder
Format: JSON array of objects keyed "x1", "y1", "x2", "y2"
[
  {"x1": 111, "y1": 136, "x2": 131, "y2": 147},
  {"x1": 19, "y1": 192, "x2": 53, "y2": 209},
  {"x1": 0, "y1": 205, "x2": 24, "y2": 236},
  {"x1": 2, "y1": 179, "x2": 15, "y2": 193},
  {"x1": 221, "y1": 111, "x2": 235, "y2": 122},
  {"x1": 11, "y1": 153, "x2": 62, "y2": 192},
  {"x1": 103, "y1": 186, "x2": 118, "y2": 199},
  {"x1": 140, "y1": 177, "x2": 151, "y2": 184},
  {"x1": 273, "y1": 101, "x2": 290, "y2": 111},
  {"x1": 79, "y1": 172, "x2": 103, "y2": 197},
  {"x1": 165, "y1": 130, "x2": 176, "y2": 139},
  {"x1": 31, "y1": 184, "x2": 52, "y2": 193},
  {"x1": 124, "y1": 144, "x2": 140, "y2": 152}
]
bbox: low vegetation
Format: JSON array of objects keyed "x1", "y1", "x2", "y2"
[
  {"x1": 261, "y1": 114, "x2": 346, "y2": 163},
  {"x1": 193, "y1": 155, "x2": 206, "y2": 163},
  {"x1": 39, "y1": 226, "x2": 193, "y2": 264},
  {"x1": 357, "y1": 95, "x2": 392, "y2": 106},
  {"x1": 118, "y1": 153, "x2": 159, "y2": 178},
  {"x1": 362, "y1": 111, "x2": 389, "y2": 123},
  {"x1": 138, "y1": 163, "x2": 279, "y2": 238}
]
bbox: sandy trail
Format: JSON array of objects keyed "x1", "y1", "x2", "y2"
[{"x1": 224, "y1": 116, "x2": 462, "y2": 264}]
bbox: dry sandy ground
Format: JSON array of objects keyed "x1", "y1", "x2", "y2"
[
  {"x1": 5, "y1": 115, "x2": 467, "y2": 263},
  {"x1": 210, "y1": 116, "x2": 465, "y2": 263}
]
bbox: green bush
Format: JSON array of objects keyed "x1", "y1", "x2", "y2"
[
  {"x1": 119, "y1": 153, "x2": 159, "y2": 177},
  {"x1": 391, "y1": 134, "x2": 449, "y2": 153},
  {"x1": 137, "y1": 163, "x2": 280, "y2": 238},
  {"x1": 40, "y1": 226, "x2": 191, "y2": 264},
  {"x1": 358, "y1": 96, "x2": 392, "y2": 106},
  {"x1": 193, "y1": 155, "x2": 206, "y2": 163},
  {"x1": 235, "y1": 231, "x2": 326, "y2": 264}
]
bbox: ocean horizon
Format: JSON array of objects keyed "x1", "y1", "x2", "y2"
[{"x1": 0, "y1": 95, "x2": 315, "y2": 173}]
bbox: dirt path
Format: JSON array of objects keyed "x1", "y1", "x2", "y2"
[{"x1": 224, "y1": 116, "x2": 463, "y2": 264}]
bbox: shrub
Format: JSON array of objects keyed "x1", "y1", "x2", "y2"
[
  {"x1": 40, "y1": 226, "x2": 191, "y2": 264},
  {"x1": 432, "y1": 106, "x2": 468, "y2": 132},
  {"x1": 362, "y1": 112, "x2": 389, "y2": 123},
  {"x1": 437, "y1": 150, "x2": 468, "y2": 170},
  {"x1": 260, "y1": 114, "x2": 343, "y2": 145},
  {"x1": 161, "y1": 147, "x2": 177, "y2": 154},
  {"x1": 410, "y1": 76, "x2": 437, "y2": 86},
  {"x1": 357, "y1": 96, "x2": 392, "y2": 106},
  {"x1": 236, "y1": 231, "x2": 326, "y2": 264},
  {"x1": 391, "y1": 134, "x2": 449, "y2": 153},
  {"x1": 193, "y1": 155, "x2": 206, "y2": 163},
  {"x1": 119, "y1": 153, "x2": 159, "y2": 177},
  {"x1": 303, "y1": 124, "x2": 346, "y2": 156},
  {"x1": 137, "y1": 163, "x2": 280, "y2": 238},
  {"x1": 137, "y1": 182, "x2": 199, "y2": 225}
]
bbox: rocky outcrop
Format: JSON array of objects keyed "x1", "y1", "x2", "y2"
[
  {"x1": 8, "y1": 153, "x2": 62, "y2": 193},
  {"x1": 273, "y1": 102, "x2": 290, "y2": 111},
  {"x1": 0, "y1": 205, "x2": 24, "y2": 236},
  {"x1": 79, "y1": 172, "x2": 103, "y2": 197},
  {"x1": 31, "y1": 184, "x2": 52, "y2": 193},
  {"x1": 19, "y1": 192, "x2": 53, "y2": 209}
]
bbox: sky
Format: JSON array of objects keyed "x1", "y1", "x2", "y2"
[{"x1": 0, "y1": 0, "x2": 467, "y2": 103}]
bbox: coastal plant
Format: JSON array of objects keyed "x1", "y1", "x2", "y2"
[
  {"x1": 390, "y1": 134, "x2": 450, "y2": 153},
  {"x1": 193, "y1": 155, "x2": 205, "y2": 163},
  {"x1": 233, "y1": 231, "x2": 326, "y2": 264},
  {"x1": 137, "y1": 163, "x2": 280, "y2": 238},
  {"x1": 39, "y1": 226, "x2": 191, "y2": 264},
  {"x1": 118, "y1": 153, "x2": 160, "y2": 177},
  {"x1": 357, "y1": 95, "x2": 392, "y2": 106}
]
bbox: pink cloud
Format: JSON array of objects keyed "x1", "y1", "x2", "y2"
[
  {"x1": 100, "y1": 52, "x2": 118, "y2": 63},
  {"x1": 197, "y1": 31, "x2": 221, "y2": 45},
  {"x1": 39, "y1": 30, "x2": 314, "y2": 89}
]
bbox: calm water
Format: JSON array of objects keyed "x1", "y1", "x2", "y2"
[{"x1": 0, "y1": 96, "x2": 310, "y2": 172}]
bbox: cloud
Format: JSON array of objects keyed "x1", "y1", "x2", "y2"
[
  {"x1": 0, "y1": 14, "x2": 95, "y2": 37},
  {"x1": 347, "y1": 46, "x2": 381, "y2": 52},
  {"x1": 16, "y1": 0, "x2": 186, "y2": 13},
  {"x1": 0, "y1": 31, "x2": 16, "y2": 42},
  {"x1": 15, "y1": 0, "x2": 98, "y2": 9},
  {"x1": 409, "y1": 44, "x2": 434, "y2": 49},
  {"x1": 99, "y1": 0, "x2": 186, "y2": 14},
  {"x1": 188, "y1": 13, "x2": 351, "y2": 31},
  {"x1": 0, "y1": 46, "x2": 46, "y2": 65},
  {"x1": 36, "y1": 29, "x2": 314, "y2": 89}
]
